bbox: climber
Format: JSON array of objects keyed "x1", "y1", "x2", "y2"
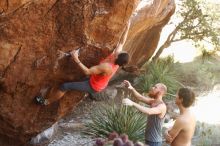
[{"x1": 35, "y1": 20, "x2": 131, "y2": 105}]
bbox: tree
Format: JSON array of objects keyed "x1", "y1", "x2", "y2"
[{"x1": 151, "y1": 0, "x2": 220, "y2": 62}]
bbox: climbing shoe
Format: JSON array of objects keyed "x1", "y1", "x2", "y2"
[{"x1": 35, "y1": 95, "x2": 47, "y2": 105}]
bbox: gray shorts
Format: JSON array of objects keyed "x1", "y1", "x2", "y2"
[{"x1": 59, "y1": 78, "x2": 96, "y2": 94}]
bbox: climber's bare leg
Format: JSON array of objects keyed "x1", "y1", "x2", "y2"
[{"x1": 45, "y1": 87, "x2": 66, "y2": 105}]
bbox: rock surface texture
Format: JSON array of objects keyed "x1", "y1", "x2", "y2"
[{"x1": 0, "y1": 0, "x2": 175, "y2": 145}]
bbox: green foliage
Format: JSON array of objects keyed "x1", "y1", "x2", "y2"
[
  {"x1": 152, "y1": 0, "x2": 220, "y2": 61},
  {"x1": 84, "y1": 102, "x2": 147, "y2": 142},
  {"x1": 176, "y1": 0, "x2": 219, "y2": 48},
  {"x1": 137, "y1": 56, "x2": 182, "y2": 99},
  {"x1": 173, "y1": 57, "x2": 216, "y2": 90}
]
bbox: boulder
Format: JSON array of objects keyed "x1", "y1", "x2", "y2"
[{"x1": 0, "y1": 0, "x2": 175, "y2": 144}]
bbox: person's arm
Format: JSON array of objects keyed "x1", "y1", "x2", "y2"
[
  {"x1": 123, "y1": 80, "x2": 153, "y2": 104},
  {"x1": 164, "y1": 128, "x2": 173, "y2": 144},
  {"x1": 70, "y1": 50, "x2": 109, "y2": 75},
  {"x1": 122, "y1": 98, "x2": 165, "y2": 115},
  {"x1": 113, "y1": 20, "x2": 131, "y2": 56},
  {"x1": 165, "y1": 118, "x2": 183, "y2": 144}
]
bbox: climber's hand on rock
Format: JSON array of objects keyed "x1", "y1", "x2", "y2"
[{"x1": 70, "y1": 50, "x2": 80, "y2": 62}]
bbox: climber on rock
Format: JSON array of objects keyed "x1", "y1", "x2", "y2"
[{"x1": 35, "y1": 21, "x2": 131, "y2": 105}]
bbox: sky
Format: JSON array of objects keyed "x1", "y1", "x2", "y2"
[
  {"x1": 191, "y1": 89, "x2": 220, "y2": 124},
  {"x1": 208, "y1": 0, "x2": 220, "y2": 3}
]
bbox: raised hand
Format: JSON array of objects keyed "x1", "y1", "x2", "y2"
[
  {"x1": 123, "y1": 80, "x2": 134, "y2": 90},
  {"x1": 165, "y1": 129, "x2": 173, "y2": 144},
  {"x1": 122, "y1": 98, "x2": 134, "y2": 106},
  {"x1": 70, "y1": 49, "x2": 80, "y2": 62}
]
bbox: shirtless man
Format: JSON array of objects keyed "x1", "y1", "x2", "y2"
[
  {"x1": 165, "y1": 87, "x2": 196, "y2": 146},
  {"x1": 122, "y1": 80, "x2": 167, "y2": 146}
]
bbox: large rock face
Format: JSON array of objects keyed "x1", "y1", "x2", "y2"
[
  {"x1": 0, "y1": 0, "x2": 175, "y2": 144},
  {"x1": 126, "y1": 0, "x2": 176, "y2": 66}
]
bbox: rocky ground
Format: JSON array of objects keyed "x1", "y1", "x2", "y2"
[
  {"x1": 38, "y1": 97, "x2": 100, "y2": 146},
  {"x1": 50, "y1": 97, "x2": 107, "y2": 146},
  {"x1": 32, "y1": 92, "x2": 175, "y2": 146},
  {"x1": 30, "y1": 84, "x2": 220, "y2": 146}
]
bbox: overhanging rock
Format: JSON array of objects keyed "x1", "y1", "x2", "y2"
[{"x1": 0, "y1": 0, "x2": 175, "y2": 144}]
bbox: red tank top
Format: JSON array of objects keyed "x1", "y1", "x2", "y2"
[{"x1": 90, "y1": 53, "x2": 119, "y2": 92}]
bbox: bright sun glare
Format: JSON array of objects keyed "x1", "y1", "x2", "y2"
[
  {"x1": 160, "y1": 41, "x2": 198, "y2": 63},
  {"x1": 191, "y1": 88, "x2": 220, "y2": 124},
  {"x1": 158, "y1": 24, "x2": 201, "y2": 63}
]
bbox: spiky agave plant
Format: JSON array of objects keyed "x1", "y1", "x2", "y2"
[
  {"x1": 84, "y1": 102, "x2": 146, "y2": 142},
  {"x1": 137, "y1": 57, "x2": 182, "y2": 100}
]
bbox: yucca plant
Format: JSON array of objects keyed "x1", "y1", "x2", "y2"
[
  {"x1": 137, "y1": 57, "x2": 182, "y2": 100},
  {"x1": 84, "y1": 101, "x2": 147, "y2": 142}
]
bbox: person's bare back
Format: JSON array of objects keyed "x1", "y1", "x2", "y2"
[{"x1": 171, "y1": 111, "x2": 196, "y2": 146}]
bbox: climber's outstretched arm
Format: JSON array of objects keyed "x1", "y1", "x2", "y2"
[
  {"x1": 70, "y1": 50, "x2": 109, "y2": 76},
  {"x1": 113, "y1": 20, "x2": 131, "y2": 56}
]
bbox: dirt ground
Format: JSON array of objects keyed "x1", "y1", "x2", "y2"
[{"x1": 47, "y1": 97, "x2": 105, "y2": 146}]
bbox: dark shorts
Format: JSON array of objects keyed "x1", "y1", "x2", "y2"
[
  {"x1": 59, "y1": 78, "x2": 97, "y2": 94},
  {"x1": 145, "y1": 140, "x2": 162, "y2": 146}
]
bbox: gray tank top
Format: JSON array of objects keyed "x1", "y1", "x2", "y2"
[{"x1": 145, "y1": 102, "x2": 165, "y2": 142}]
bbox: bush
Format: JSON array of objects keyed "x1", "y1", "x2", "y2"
[
  {"x1": 84, "y1": 102, "x2": 146, "y2": 142},
  {"x1": 174, "y1": 61, "x2": 215, "y2": 91},
  {"x1": 136, "y1": 56, "x2": 182, "y2": 100}
]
